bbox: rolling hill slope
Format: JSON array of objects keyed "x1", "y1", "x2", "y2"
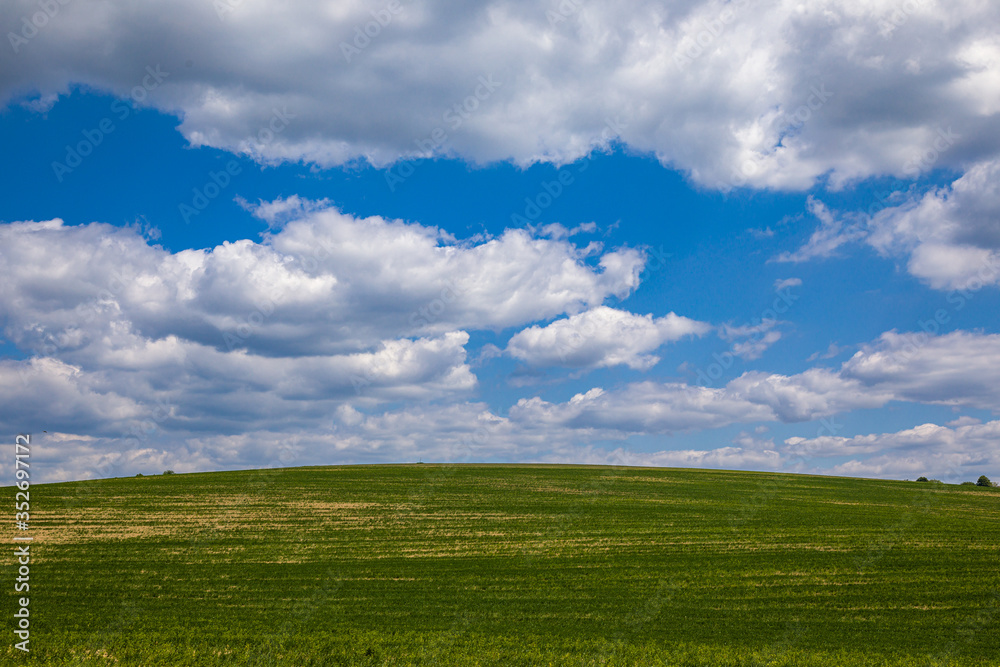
[{"x1": 4, "y1": 464, "x2": 999, "y2": 665}]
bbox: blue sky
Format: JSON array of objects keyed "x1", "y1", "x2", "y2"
[{"x1": 2, "y1": 0, "x2": 1000, "y2": 483}]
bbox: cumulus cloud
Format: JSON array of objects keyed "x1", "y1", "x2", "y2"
[
  {"x1": 511, "y1": 384, "x2": 773, "y2": 434},
  {"x1": 509, "y1": 366, "x2": 886, "y2": 436},
  {"x1": 3, "y1": 0, "x2": 1000, "y2": 189},
  {"x1": 0, "y1": 332, "x2": 477, "y2": 438},
  {"x1": 507, "y1": 306, "x2": 709, "y2": 370},
  {"x1": 0, "y1": 358, "x2": 145, "y2": 437},
  {"x1": 567, "y1": 445, "x2": 783, "y2": 471},
  {"x1": 726, "y1": 368, "x2": 891, "y2": 422},
  {"x1": 0, "y1": 206, "x2": 645, "y2": 456},
  {"x1": 866, "y1": 159, "x2": 1000, "y2": 290},
  {"x1": 13, "y1": 328, "x2": 1000, "y2": 483},
  {"x1": 5, "y1": 0, "x2": 1000, "y2": 487},
  {"x1": 18, "y1": 404, "x2": 787, "y2": 483},
  {"x1": 784, "y1": 419, "x2": 1000, "y2": 482},
  {"x1": 781, "y1": 160, "x2": 1000, "y2": 290},
  {"x1": 0, "y1": 205, "x2": 643, "y2": 360},
  {"x1": 841, "y1": 330, "x2": 1000, "y2": 411},
  {"x1": 509, "y1": 329, "x2": 1000, "y2": 437}
]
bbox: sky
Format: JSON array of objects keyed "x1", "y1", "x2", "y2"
[{"x1": 1, "y1": 0, "x2": 999, "y2": 484}]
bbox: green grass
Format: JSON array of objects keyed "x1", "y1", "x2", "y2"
[{"x1": 3, "y1": 464, "x2": 999, "y2": 665}]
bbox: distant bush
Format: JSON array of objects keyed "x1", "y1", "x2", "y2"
[
  {"x1": 916, "y1": 476, "x2": 929, "y2": 482},
  {"x1": 136, "y1": 473, "x2": 143, "y2": 477},
  {"x1": 976, "y1": 475, "x2": 992, "y2": 487},
  {"x1": 961, "y1": 481, "x2": 976, "y2": 486},
  {"x1": 163, "y1": 470, "x2": 175, "y2": 475}
]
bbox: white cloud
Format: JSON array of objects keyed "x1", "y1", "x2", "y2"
[
  {"x1": 13, "y1": 329, "x2": 1000, "y2": 483},
  {"x1": 726, "y1": 368, "x2": 891, "y2": 422},
  {"x1": 0, "y1": 358, "x2": 145, "y2": 436},
  {"x1": 0, "y1": 332, "x2": 477, "y2": 438},
  {"x1": 4, "y1": 0, "x2": 1000, "y2": 487},
  {"x1": 239, "y1": 194, "x2": 331, "y2": 230},
  {"x1": 773, "y1": 277, "x2": 802, "y2": 291},
  {"x1": 533, "y1": 221, "x2": 599, "y2": 240},
  {"x1": 508, "y1": 366, "x2": 884, "y2": 436},
  {"x1": 566, "y1": 445, "x2": 783, "y2": 472},
  {"x1": 781, "y1": 159, "x2": 1000, "y2": 290},
  {"x1": 0, "y1": 207, "x2": 645, "y2": 452},
  {"x1": 719, "y1": 318, "x2": 785, "y2": 361},
  {"x1": 947, "y1": 416, "x2": 981, "y2": 427},
  {"x1": 512, "y1": 330, "x2": 1000, "y2": 437},
  {"x1": 15, "y1": 399, "x2": 789, "y2": 484},
  {"x1": 0, "y1": 206, "x2": 643, "y2": 360},
  {"x1": 784, "y1": 419, "x2": 1000, "y2": 482},
  {"x1": 510, "y1": 382, "x2": 770, "y2": 434},
  {"x1": 4, "y1": 216, "x2": 1000, "y2": 484},
  {"x1": 772, "y1": 197, "x2": 866, "y2": 263},
  {"x1": 730, "y1": 330, "x2": 783, "y2": 362},
  {"x1": 4, "y1": 0, "x2": 1000, "y2": 189},
  {"x1": 841, "y1": 330, "x2": 1000, "y2": 411},
  {"x1": 866, "y1": 159, "x2": 1000, "y2": 290},
  {"x1": 507, "y1": 306, "x2": 709, "y2": 370}
]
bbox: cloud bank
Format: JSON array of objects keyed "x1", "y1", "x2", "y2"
[{"x1": 4, "y1": 0, "x2": 1000, "y2": 189}]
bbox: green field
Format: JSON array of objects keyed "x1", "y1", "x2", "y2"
[{"x1": 4, "y1": 464, "x2": 999, "y2": 666}]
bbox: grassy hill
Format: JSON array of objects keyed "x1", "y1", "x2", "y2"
[{"x1": 4, "y1": 464, "x2": 999, "y2": 665}]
